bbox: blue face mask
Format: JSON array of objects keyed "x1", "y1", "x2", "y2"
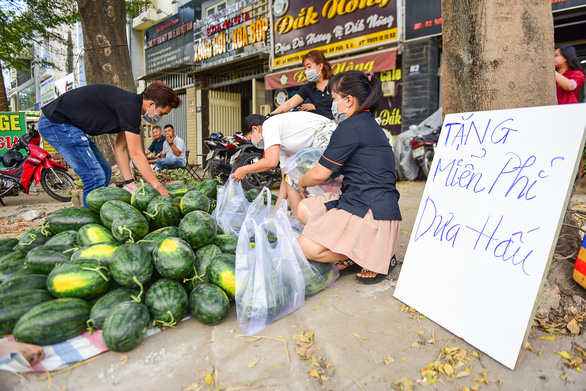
[
  {"x1": 143, "y1": 103, "x2": 161, "y2": 124},
  {"x1": 331, "y1": 97, "x2": 348, "y2": 124}
]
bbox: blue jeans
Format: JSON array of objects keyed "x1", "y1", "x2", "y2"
[
  {"x1": 38, "y1": 116, "x2": 111, "y2": 207},
  {"x1": 155, "y1": 155, "x2": 185, "y2": 170}
]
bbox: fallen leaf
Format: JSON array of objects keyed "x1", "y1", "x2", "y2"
[
  {"x1": 352, "y1": 333, "x2": 362, "y2": 339},
  {"x1": 392, "y1": 376, "x2": 414, "y2": 391},
  {"x1": 276, "y1": 335, "x2": 283, "y2": 339},
  {"x1": 272, "y1": 363, "x2": 282, "y2": 367},
  {"x1": 471, "y1": 386, "x2": 479, "y2": 391},
  {"x1": 498, "y1": 379, "x2": 504, "y2": 385},
  {"x1": 567, "y1": 319, "x2": 580, "y2": 334},
  {"x1": 525, "y1": 342, "x2": 533, "y2": 352},
  {"x1": 414, "y1": 330, "x2": 425, "y2": 335},
  {"x1": 248, "y1": 360, "x2": 259, "y2": 368},
  {"x1": 561, "y1": 373, "x2": 569, "y2": 380},
  {"x1": 309, "y1": 369, "x2": 319, "y2": 378},
  {"x1": 203, "y1": 374, "x2": 212, "y2": 385},
  {"x1": 412, "y1": 342, "x2": 420, "y2": 349},
  {"x1": 481, "y1": 371, "x2": 487, "y2": 378},
  {"x1": 577, "y1": 367, "x2": 581, "y2": 372},
  {"x1": 120, "y1": 355, "x2": 128, "y2": 366},
  {"x1": 314, "y1": 305, "x2": 320, "y2": 310},
  {"x1": 443, "y1": 363, "x2": 454, "y2": 376},
  {"x1": 400, "y1": 357, "x2": 407, "y2": 362},
  {"x1": 455, "y1": 370, "x2": 470, "y2": 378},
  {"x1": 557, "y1": 351, "x2": 572, "y2": 360},
  {"x1": 182, "y1": 383, "x2": 201, "y2": 391},
  {"x1": 538, "y1": 335, "x2": 557, "y2": 341},
  {"x1": 538, "y1": 349, "x2": 543, "y2": 357},
  {"x1": 245, "y1": 337, "x2": 260, "y2": 342}
]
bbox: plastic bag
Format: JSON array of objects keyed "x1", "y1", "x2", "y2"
[
  {"x1": 212, "y1": 178, "x2": 250, "y2": 236},
  {"x1": 235, "y1": 193, "x2": 306, "y2": 335},
  {"x1": 282, "y1": 148, "x2": 343, "y2": 196}
]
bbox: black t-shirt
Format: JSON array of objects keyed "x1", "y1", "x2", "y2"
[
  {"x1": 319, "y1": 111, "x2": 402, "y2": 221},
  {"x1": 41, "y1": 84, "x2": 143, "y2": 135},
  {"x1": 296, "y1": 83, "x2": 334, "y2": 120}
]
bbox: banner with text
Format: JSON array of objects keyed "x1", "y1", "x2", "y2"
[
  {"x1": 145, "y1": 5, "x2": 195, "y2": 75},
  {"x1": 270, "y1": 0, "x2": 399, "y2": 69},
  {"x1": 0, "y1": 112, "x2": 26, "y2": 157}
]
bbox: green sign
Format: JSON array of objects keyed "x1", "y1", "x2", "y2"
[{"x1": 0, "y1": 112, "x2": 26, "y2": 156}]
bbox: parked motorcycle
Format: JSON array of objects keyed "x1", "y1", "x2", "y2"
[
  {"x1": 203, "y1": 131, "x2": 280, "y2": 190},
  {"x1": 409, "y1": 126, "x2": 441, "y2": 178},
  {"x1": 0, "y1": 125, "x2": 76, "y2": 205}
]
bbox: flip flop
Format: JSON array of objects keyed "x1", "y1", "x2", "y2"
[
  {"x1": 356, "y1": 255, "x2": 398, "y2": 285},
  {"x1": 338, "y1": 261, "x2": 362, "y2": 276}
]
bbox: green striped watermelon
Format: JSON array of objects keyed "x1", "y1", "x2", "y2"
[
  {"x1": 14, "y1": 226, "x2": 53, "y2": 254},
  {"x1": 145, "y1": 279, "x2": 188, "y2": 328},
  {"x1": 0, "y1": 250, "x2": 26, "y2": 282},
  {"x1": 130, "y1": 184, "x2": 160, "y2": 212},
  {"x1": 99, "y1": 200, "x2": 137, "y2": 230},
  {"x1": 178, "y1": 211, "x2": 217, "y2": 249},
  {"x1": 71, "y1": 243, "x2": 119, "y2": 264},
  {"x1": 165, "y1": 183, "x2": 190, "y2": 197},
  {"x1": 13, "y1": 298, "x2": 91, "y2": 345},
  {"x1": 77, "y1": 224, "x2": 116, "y2": 246},
  {"x1": 145, "y1": 196, "x2": 182, "y2": 230},
  {"x1": 0, "y1": 289, "x2": 55, "y2": 335},
  {"x1": 111, "y1": 210, "x2": 149, "y2": 243},
  {"x1": 48, "y1": 207, "x2": 101, "y2": 234},
  {"x1": 89, "y1": 288, "x2": 141, "y2": 329},
  {"x1": 152, "y1": 237, "x2": 196, "y2": 280},
  {"x1": 46, "y1": 259, "x2": 111, "y2": 299},
  {"x1": 45, "y1": 230, "x2": 79, "y2": 247},
  {"x1": 109, "y1": 243, "x2": 152, "y2": 300},
  {"x1": 180, "y1": 190, "x2": 210, "y2": 215},
  {"x1": 0, "y1": 238, "x2": 18, "y2": 249},
  {"x1": 212, "y1": 234, "x2": 238, "y2": 254},
  {"x1": 86, "y1": 186, "x2": 132, "y2": 212},
  {"x1": 102, "y1": 301, "x2": 150, "y2": 352},
  {"x1": 208, "y1": 253, "x2": 236, "y2": 300},
  {"x1": 188, "y1": 283, "x2": 230, "y2": 325},
  {"x1": 196, "y1": 179, "x2": 218, "y2": 199},
  {"x1": 24, "y1": 246, "x2": 71, "y2": 274},
  {"x1": 138, "y1": 226, "x2": 179, "y2": 254},
  {"x1": 0, "y1": 274, "x2": 47, "y2": 294}
]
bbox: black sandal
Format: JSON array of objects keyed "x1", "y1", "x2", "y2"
[
  {"x1": 337, "y1": 260, "x2": 362, "y2": 276},
  {"x1": 356, "y1": 255, "x2": 398, "y2": 285}
]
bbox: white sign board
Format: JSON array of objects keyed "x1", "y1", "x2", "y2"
[{"x1": 394, "y1": 103, "x2": 586, "y2": 370}]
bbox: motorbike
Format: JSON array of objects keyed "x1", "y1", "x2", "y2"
[
  {"x1": 409, "y1": 126, "x2": 441, "y2": 178},
  {"x1": 0, "y1": 125, "x2": 76, "y2": 205},
  {"x1": 203, "y1": 131, "x2": 280, "y2": 190}
]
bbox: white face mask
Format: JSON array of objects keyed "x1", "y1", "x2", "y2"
[
  {"x1": 331, "y1": 96, "x2": 348, "y2": 124},
  {"x1": 305, "y1": 67, "x2": 320, "y2": 83},
  {"x1": 251, "y1": 128, "x2": 264, "y2": 149},
  {"x1": 143, "y1": 103, "x2": 161, "y2": 124}
]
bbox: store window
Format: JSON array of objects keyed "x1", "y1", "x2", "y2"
[
  {"x1": 18, "y1": 84, "x2": 36, "y2": 111},
  {"x1": 206, "y1": 1, "x2": 226, "y2": 17}
]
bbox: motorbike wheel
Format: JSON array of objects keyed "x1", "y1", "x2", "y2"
[
  {"x1": 40, "y1": 167, "x2": 75, "y2": 202},
  {"x1": 232, "y1": 153, "x2": 276, "y2": 191},
  {"x1": 209, "y1": 161, "x2": 229, "y2": 185},
  {"x1": 421, "y1": 150, "x2": 435, "y2": 178}
]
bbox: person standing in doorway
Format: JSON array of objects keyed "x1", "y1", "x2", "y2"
[
  {"x1": 39, "y1": 81, "x2": 181, "y2": 206},
  {"x1": 152, "y1": 124, "x2": 186, "y2": 171},
  {"x1": 146, "y1": 125, "x2": 166, "y2": 162},
  {"x1": 555, "y1": 45, "x2": 585, "y2": 104}
]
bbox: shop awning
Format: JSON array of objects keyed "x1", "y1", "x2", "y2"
[{"x1": 265, "y1": 48, "x2": 398, "y2": 90}]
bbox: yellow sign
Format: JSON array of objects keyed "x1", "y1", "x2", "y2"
[{"x1": 273, "y1": 28, "x2": 397, "y2": 68}]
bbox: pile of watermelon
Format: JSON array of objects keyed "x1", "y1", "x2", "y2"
[{"x1": 0, "y1": 179, "x2": 338, "y2": 354}]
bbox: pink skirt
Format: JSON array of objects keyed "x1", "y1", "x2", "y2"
[{"x1": 300, "y1": 193, "x2": 401, "y2": 274}]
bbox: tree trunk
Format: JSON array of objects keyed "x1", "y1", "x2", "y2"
[
  {"x1": 76, "y1": 0, "x2": 135, "y2": 165},
  {"x1": 0, "y1": 62, "x2": 9, "y2": 111},
  {"x1": 442, "y1": 0, "x2": 556, "y2": 114}
]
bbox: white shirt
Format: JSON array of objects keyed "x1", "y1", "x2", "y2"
[
  {"x1": 162, "y1": 136, "x2": 186, "y2": 164},
  {"x1": 262, "y1": 112, "x2": 330, "y2": 164}
]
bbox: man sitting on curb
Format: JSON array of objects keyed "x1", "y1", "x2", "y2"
[
  {"x1": 152, "y1": 124, "x2": 186, "y2": 171},
  {"x1": 146, "y1": 125, "x2": 166, "y2": 163}
]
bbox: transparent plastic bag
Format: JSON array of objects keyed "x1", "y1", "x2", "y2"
[
  {"x1": 235, "y1": 198, "x2": 306, "y2": 335},
  {"x1": 212, "y1": 178, "x2": 250, "y2": 236},
  {"x1": 282, "y1": 148, "x2": 343, "y2": 196}
]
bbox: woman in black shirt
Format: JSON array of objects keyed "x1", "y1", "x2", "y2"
[
  {"x1": 297, "y1": 71, "x2": 402, "y2": 284},
  {"x1": 271, "y1": 50, "x2": 334, "y2": 120}
]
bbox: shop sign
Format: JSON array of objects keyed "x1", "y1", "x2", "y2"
[
  {"x1": 40, "y1": 77, "x2": 56, "y2": 106},
  {"x1": 194, "y1": 0, "x2": 270, "y2": 67},
  {"x1": 144, "y1": 5, "x2": 195, "y2": 75},
  {"x1": 404, "y1": 0, "x2": 441, "y2": 41},
  {"x1": 0, "y1": 112, "x2": 26, "y2": 156},
  {"x1": 552, "y1": 0, "x2": 586, "y2": 11},
  {"x1": 271, "y1": 0, "x2": 399, "y2": 70},
  {"x1": 265, "y1": 49, "x2": 397, "y2": 89}
]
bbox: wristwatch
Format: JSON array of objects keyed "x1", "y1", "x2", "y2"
[
  {"x1": 124, "y1": 178, "x2": 135, "y2": 184},
  {"x1": 169, "y1": 142, "x2": 174, "y2": 146}
]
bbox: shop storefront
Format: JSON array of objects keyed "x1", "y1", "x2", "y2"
[
  {"x1": 267, "y1": 0, "x2": 402, "y2": 134},
  {"x1": 189, "y1": 0, "x2": 271, "y2": 160}
]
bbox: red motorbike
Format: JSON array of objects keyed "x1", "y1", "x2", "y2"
[{"x1": 0, "y1": 125, "x2": 75, "y2": 205}]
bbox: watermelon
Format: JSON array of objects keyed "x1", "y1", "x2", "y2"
[
  {"x1": 178, "y1": 211, "x2": 217, "y2": 249},
  {"x1": 194, "y1": 244, "x2": 221, "y2": 282},
  {"x1": 86, "y1": 186, "x2": 132, "y2": 213},
  {"x1": 0, "y1": 238, "x2": 19, "y2": 249},
  {"x1": 208, "y1": 253, "x2": 236, "y2": 300},
  {"x1": 70, "y1": 242, "x2": 119, "y2": 263},
  {"x1": 99, "y1": 200, "x2": 137, "y2": 230},
  {"x1": 0, "y1": 250, "x2": 26, "y2": 282},
  {"x1": 302, "y1": 261, "x2": 338, "y2": 297},
  {"x1": 102, "y1": 301, "x2": 150, "y2": 352},
  {"x1": 0, "y1": 289, "x2": 55, "y2": 335},
  {"x1": 152, "y1": 237, "x2": 196, "y2": 280},
  {"x1": 77, "y1": 224, "x2": 116, "y2": 246},
  {"x1": 46, "y1": 259, "x2": 111, "y2": 299},
  {"x1": 14, "y1": 226, "x2": 53, "y2": 254},
  {"x1": 45, "y1": 230, "x2": 79, "y2": 247},
  {"x1": 212, "y1": 234, "x2": 238, "y2": 254},
  {"x1": 130, "y1": 184, "x2": 160, "y2": 212},
  {"x1": 111, "y1": 210, "x2": 149, "y2": 243},
  {"x1": 138, "y1": 226, "x2": 179, "y2": 254},
  {"x1": 13, "y1": 298, "x2": 91, "y2": 345},
  {"x1": 165, "y1": 183, "x2": 190, "y2": 197},
  {"x1": 196, "y1": 179, "x2": 218, "y2": 199},
  {"x1": 0, "y1": 274, "x2": 47, "y2": 294},
  {"x1": 180, "y1": 190, "x2": 210, "y2": 215},
  {"x1": 145, "y1": 279, "x2": 188, "y2": 328},
  {"x1": 24, "y1": 246, "x2": 71, "y2": 274},
  {"x1": 89, "y1": 288, "x2": 141, "y2": 329},
  {"x1": 48, "y1": 207, "x2": 101, "y2": 234},
  {"x1": 188, "y1": 283, "x2": 230, "y2": 325},
  {"x1": 109, "y1": 243, "x2": 152, "y2": 301},
  {"x1": 245, "y1": 188, "x2": 260, "y2": 202},
  {"x1": 145, "y1": 196, "x2": 182, "y2": 230}
]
